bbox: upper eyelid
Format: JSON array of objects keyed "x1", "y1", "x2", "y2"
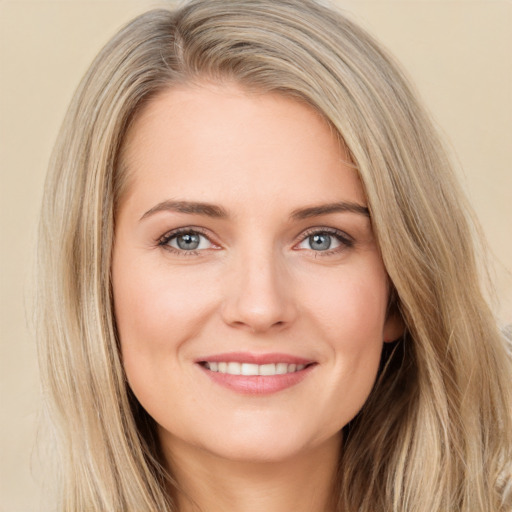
[
  {"x1": 157, "y1": 226, "x2": 213, "y2": 244},
  {"x1": 296, "y1": 226, "x2": 353, "y2": 242}
]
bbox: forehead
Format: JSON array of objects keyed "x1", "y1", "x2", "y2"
[{"x1": 119, "y1": 82, "x2": 366, "y2": 214}]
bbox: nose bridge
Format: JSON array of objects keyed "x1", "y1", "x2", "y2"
[{"x1": 221, "y1": 238, "x2": 296, "y2": 332}]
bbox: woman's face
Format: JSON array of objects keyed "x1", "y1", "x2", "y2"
[{"x1": 112, "y1": 83, "x2": 401, "y2": 464}]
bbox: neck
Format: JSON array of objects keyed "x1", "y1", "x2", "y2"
[{"x1": 162, "y1": 434, "x2": 341, "y2": 512}]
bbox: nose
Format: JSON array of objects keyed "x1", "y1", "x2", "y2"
[{"x1": 220, "y1": 248, "x2": 298, "y2": 333}]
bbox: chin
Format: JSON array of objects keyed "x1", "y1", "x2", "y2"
[
  {"x1": 187, "y1": 419, "x2": 342, "y2": 465},
  {"x1": 208, "y1": 438, "x2": 308, "y2": 464}
]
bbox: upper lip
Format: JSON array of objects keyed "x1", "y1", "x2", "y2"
[{"x1": 195, "y1": 352, "x2": 315, "y2": 365}]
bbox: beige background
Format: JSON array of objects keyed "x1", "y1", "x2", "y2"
[{"x1": 1, "y1": 0, "x2": 510, "y2": 510}]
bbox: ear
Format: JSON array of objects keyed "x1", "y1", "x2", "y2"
[
  {"x1": 383, "y1": 288, "x2": 405, "y2": 342},
  {"x1": 383, "y1": 310, "x2": 405, "y2": 343}
]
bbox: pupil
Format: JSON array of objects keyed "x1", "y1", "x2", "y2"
[
  {"x1": 310, "y1": 234, "x2": 331, "y2": 251},
  {"x1": 177, "y1": 233, "x2": 200, "y2": 250}
]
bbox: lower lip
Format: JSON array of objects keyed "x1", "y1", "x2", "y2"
[{"x1": 198, "y1": 364, "x2": 315, "y2": 395}]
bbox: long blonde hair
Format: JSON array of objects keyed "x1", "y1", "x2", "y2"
[{"x1": 37, "y1": 1, "x2": 512, "y2": 510}]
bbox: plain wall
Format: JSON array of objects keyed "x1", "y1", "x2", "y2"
[{"x1": 1, "y1": 1, "x2": 510, "y2": 510}]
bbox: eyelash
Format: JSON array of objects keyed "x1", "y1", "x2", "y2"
[
  {"x1": 157, "y1": 227, "x2": 354, "y2": 257},
  {"x1": 157, "y1": 227, "x2": 214, "y2": 256},
  {"x1": 297, "y1": 227, "x2": 354, "y2": 256}
]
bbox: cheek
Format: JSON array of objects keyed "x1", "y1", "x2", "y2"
[
  {"x1": 322, "y1": 267, "x2": 388, "y2": 375},
  {"x1": 296, "y1": 262, "x2": 388, "y2": 423},
  {"x1": 112, "y1": 256, "x2": 218, "y2": 395},
  {"x1": 299, "y1": 260, "x2": 389, "y2": 342},
  {"x1": 114, "y1": 257, "x2": 213, "y2": 340}
]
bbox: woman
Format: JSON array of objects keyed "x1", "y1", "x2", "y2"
[{"x1": 37, "y1": 0, "x2": 512, "y2": 510}]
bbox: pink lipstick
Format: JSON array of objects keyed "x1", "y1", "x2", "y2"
[{"x1": 196, "y1": 352, "x2": 316, "y2": 395}]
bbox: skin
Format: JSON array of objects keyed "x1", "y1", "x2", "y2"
[{"x1": 112, "y1": 82, "x2": 403, "y2": 511}]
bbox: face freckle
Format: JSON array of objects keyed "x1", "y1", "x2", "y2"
[{"x1": 111, "y1": 82, "x2": 402, "y2": 466}]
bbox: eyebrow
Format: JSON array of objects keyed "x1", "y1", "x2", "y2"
[
  {"x1": 139, "y1": 199, "x2": 369, "y2": 221},
  {"x1": 290, "y1": 202, "x2": 370, "y2": 220},
  {"x1": 140, "y1": 200, "x2": 228, "y2": 221}
]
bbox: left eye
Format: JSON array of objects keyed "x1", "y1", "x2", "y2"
[
  {"x1": 166, "y1": 232, "x2": 213, "y2": 251},
  {"x1": 296, "y1": 232, "x2": 343, "y2": 251}
]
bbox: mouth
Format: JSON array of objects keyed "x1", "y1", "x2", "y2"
[
  {"x1": 200, "y1": 361, "x2": 309, "y2": 375},
  {"x1": 196, "y1": 353, "x2": 317, "y2": 395}
]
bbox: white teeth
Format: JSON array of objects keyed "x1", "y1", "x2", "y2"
[
  {"x1": 276, "y1": 363, "x2": 288, "y2": 375},
  {"x1": 259, "y1": 363, "x2": 276, "y2": 376},
  {"x1": 241, "y1": 363, "x2": 259, "y2": 376},
  {"x1": 227, "y1": 362, "x2": 241, "y2": 374},
  {"x1": 204, "y1": 362, "x2": 309, "y2": 375}
]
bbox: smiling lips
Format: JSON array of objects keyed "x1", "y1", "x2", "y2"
[{"x1": 197, "y1": 353, "x2": 316, "y2": 394}]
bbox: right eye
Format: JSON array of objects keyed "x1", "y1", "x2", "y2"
[{"x1": 159, "y1": 229, "x2": 215, "y2": 253}]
